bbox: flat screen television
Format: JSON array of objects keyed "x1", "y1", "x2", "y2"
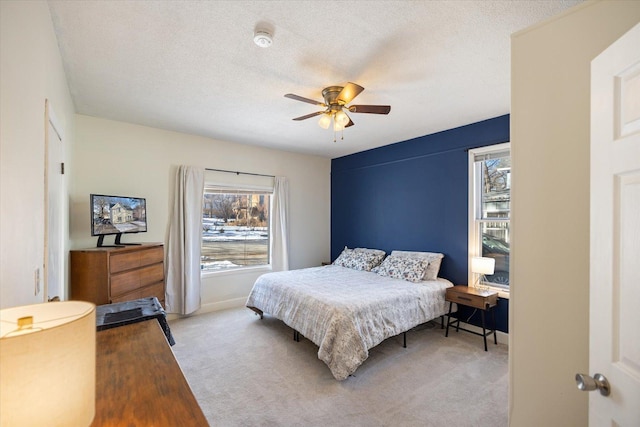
[{"x1": 90, "y1": 194, "x2": 147, "y2": 247}]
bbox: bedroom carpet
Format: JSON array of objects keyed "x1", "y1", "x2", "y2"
[{"x1": 169, "y1": 307, "x2": 508, "y2": 427}]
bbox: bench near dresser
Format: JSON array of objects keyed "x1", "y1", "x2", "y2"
[{"x1": 92, "y1": 319, "x2": 208, "y2": 426}]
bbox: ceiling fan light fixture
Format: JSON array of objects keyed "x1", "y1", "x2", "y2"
[
  {"x1": 335, "y1": 110, "x2": 350, "y2": 126},
  {"x1": 318, "y1": 114, "x2": 331, "y2": 129},
  {"x1": 253, "y1": 30, "x2": 273, "y2": 48},
  {"x1": 285, "y1": 82, "x2": 391, "y2": 141}
]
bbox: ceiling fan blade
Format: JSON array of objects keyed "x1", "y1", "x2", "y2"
[
  {"x1": 348, "y1": 105, "x2": 391, "y2": 114},
  {"x1": 345, "y1": 118, "x2": 355, "y2": 128},
  {"x1": 337, "y1": 82, "x2": 364, "y2": 104},
  {"x1": 285, "y1": 93, "x2": 326, "y2": 107},
  {"x1": 292, "y1": 111, "x2": 324, "y2": 121}
]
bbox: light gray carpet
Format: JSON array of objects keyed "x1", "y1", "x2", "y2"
[{"x1": 169, "y1": 307, "x2": 508, "y2": 427}]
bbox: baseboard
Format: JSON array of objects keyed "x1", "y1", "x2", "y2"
[
  {"x1": 166, "y1": 297, "x2": 247, "y2": 321},
  {"x1": 197, "y1": 297, "x2": 247, "y2": 314}
]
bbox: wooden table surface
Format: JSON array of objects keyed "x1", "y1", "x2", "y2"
[{"x1": 92, "y1": 320, "x2": 209, "y2": 426}]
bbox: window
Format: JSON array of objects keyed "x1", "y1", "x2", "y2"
[
  {"x1": 469, "y1": 143, "x2": 511, "y2": 289},
  {"x1": 201, "y1": 186, "x2": 271, "y2": 272}
]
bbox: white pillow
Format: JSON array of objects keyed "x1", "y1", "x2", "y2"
[
  {"x1": 371, "y1": 255, "x2": 430, "y2": 283},
  {"x1": 390, "y1": 250, "x2": 444, "y2": 281}
]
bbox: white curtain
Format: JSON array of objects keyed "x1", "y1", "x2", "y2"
[
  {"x1": 165, "y1": 165, "x2": 204, "y2": 315},
  {"x1": 270, "y1": 176, "x2": 290, "y2": 271}
]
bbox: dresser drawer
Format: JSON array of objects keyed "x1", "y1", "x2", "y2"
[
  {"x1": 139, "y1": 282, "x2": 165, "y2": 301},
  {"x1": 111, "y1": 281, "x2": 165, "y2": 304},
  {"x1": 111, "y1": 264, "x2": 164, "y2": 298},
  {"x1": 110, "y1": 246, "x2": 164, "y2": 274},
  {"x1": 139, "y1": 246, "x2": 164, "y2": 267}
]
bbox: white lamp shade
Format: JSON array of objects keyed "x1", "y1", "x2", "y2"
[
  {"x1": 0, "y1": 301, "x2": 96, "y2": 426},
  {"x1": 318, "y1": 114, "x2": 331, "y2": 129},
  {"x1": 471, "y1": 256, "x2": 495, "y2": 275},
  {"x1": 335, "y1": 110, "x2": 350, "y2": 126}
]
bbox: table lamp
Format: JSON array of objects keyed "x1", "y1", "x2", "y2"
[
  {"x1": 0, "y1": 301, "x2": 96, "y2": 426},
  {"x1": 471, "y1": 256, "x2": 495, "y2": 288}
]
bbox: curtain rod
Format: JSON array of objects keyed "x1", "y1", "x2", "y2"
[{"x1": 205, "y1": 168, "x2": 275, "y2": 178}]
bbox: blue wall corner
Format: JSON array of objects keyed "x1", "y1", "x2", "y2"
[{"x1": 330, "y1": 114, "x2": 510, "y2": 332}]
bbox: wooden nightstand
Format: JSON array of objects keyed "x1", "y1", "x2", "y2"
[{"x1": 445, "y1": 285, "x2": 498, "y2": 351}]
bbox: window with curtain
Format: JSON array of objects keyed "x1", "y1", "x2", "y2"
[
  {"x1": 201, "y1": 184, "x2": 272, "y2": 272},
  {"x1": 469, "y1": 143, "x2": 511, "y2": 289}
]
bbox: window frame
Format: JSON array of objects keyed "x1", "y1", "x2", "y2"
[
  {"x1": 468, "y1": 142, "x2": 511, "y2": 298},
  {"x1": 200, "y1": 182, "x2": 273, "y2": 276}
]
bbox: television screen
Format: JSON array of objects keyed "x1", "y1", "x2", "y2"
[{"x1": 91, "y1": 194, "x2": 147, "y2": 237}]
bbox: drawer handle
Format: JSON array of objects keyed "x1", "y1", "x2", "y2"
[{"x1": 458, "y1": 296, "x2": 472, "y2": 301}]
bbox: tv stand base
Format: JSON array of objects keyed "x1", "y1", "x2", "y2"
[{"x1": 96, "y1": 234, "x2": 142, "y2": 248}]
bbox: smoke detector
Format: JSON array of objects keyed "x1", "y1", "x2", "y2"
[{"x1": 253, "y1": 30, "x2": 273, "y2": 48}]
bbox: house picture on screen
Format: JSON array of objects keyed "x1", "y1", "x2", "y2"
[{"x1": 90, "y1": 194, "x2": 147, "y2": 247}]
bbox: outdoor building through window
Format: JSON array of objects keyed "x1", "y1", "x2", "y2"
[
  {"x1": 469, "y1": 143, "x2": 511, "y2": 289},
  {"x1": 201, "y1": 186, "x2": 271, "y2": 272}
]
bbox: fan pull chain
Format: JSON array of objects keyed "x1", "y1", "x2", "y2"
[{"x1": 332, "y1": 129, "x2": 344, "y2": 143}]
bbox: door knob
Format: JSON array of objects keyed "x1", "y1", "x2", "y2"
[{"x1": 575, "y1": 373, "x2": 610, "y2": 396}]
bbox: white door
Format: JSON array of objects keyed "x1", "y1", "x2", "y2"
[
  {"x1": 589, "y1": 23, "x2": 640, "y2": 426},
  {"x1": 44, "y1": 100, "x2": 64, "y2": 302}
]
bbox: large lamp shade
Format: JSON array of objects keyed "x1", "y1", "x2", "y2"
[
  {"x1": 0, "y1": 301, "x2": 96, "y2": 426},
  {"x1": 471, "y1": 256, "x2": 496, "y2": 275}
]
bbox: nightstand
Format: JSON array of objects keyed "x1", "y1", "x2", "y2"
[{"x1": 445, "y1": 285, "x2": 498, "y2": 351}]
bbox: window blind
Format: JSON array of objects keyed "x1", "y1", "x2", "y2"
[{"x1": 473, "y1": 149, "x2": 510, "y2": 162}]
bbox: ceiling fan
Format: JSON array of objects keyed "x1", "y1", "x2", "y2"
[{"x1": 285, "y1": 82, "x2": 391, "y2": 140}]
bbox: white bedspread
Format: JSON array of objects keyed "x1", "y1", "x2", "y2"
[{"x1": 245, "y1": 265, "x2": 453, "y2": 380}]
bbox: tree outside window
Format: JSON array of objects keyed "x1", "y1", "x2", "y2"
[
  {"x1": 201, "y1": 189, "x2": 271, "y2": 272},
  {"x1": 470, "y1": 145, "x2": 511, "y2": 288}
]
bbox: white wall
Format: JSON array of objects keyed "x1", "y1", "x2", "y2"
[
  {"x1": 71, "y1": 115, "x2": 331, "y2": 312},
  {"x1": 510, "y1": 1, "x2": 640, "y2": 425},
  {"x1": 0, "y1": 1, "x2": 75, "y2": 308}
]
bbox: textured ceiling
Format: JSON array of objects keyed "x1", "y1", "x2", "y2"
[{"x1": 47, "y1": 0, "x2": 583, "y2": 158}]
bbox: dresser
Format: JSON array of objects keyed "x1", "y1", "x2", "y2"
[{"x1": 70, "y1": 243, "x2": 165, "y2": 306}]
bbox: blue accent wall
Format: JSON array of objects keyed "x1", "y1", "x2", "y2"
[{"x1": 331, "y1": 114, "x2": 510, "y2": 332}]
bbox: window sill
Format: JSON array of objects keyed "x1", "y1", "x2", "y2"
[
  {"x1": 201, "y1": 265, "x2": 272, "y2": 279},
  {"x1": 485, "y1": 285, "x2": 510, "y2": 299}
]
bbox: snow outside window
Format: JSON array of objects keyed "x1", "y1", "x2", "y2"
[{"x1": 201, "y1": 185, "x2": 272, "y2": 272}]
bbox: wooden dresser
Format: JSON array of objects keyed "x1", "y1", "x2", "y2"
[{"x1": 70, "y1": 243, "x2": 165, "y2": 306}]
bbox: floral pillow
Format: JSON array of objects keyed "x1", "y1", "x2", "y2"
[
  {"x1": 333, "y1": 247, "x2": 385, "y2": 271},
  {"x1": 371, "y1": 255, "x2": 430, "y2": 282},
  {"x1": 390, "y1": 250, "x2": 444, "y2": 281},
  {"x1": 353, "y1": 247, "x2": 386, "y2": 269}
]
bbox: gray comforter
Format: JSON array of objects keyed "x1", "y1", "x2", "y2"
[{"x1": 246, "y1": 265, "x2": 453, "y2": 380}]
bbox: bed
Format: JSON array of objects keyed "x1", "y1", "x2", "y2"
[{"x1": 245, "y1": 248, "x2": 454, "y2": 380}]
